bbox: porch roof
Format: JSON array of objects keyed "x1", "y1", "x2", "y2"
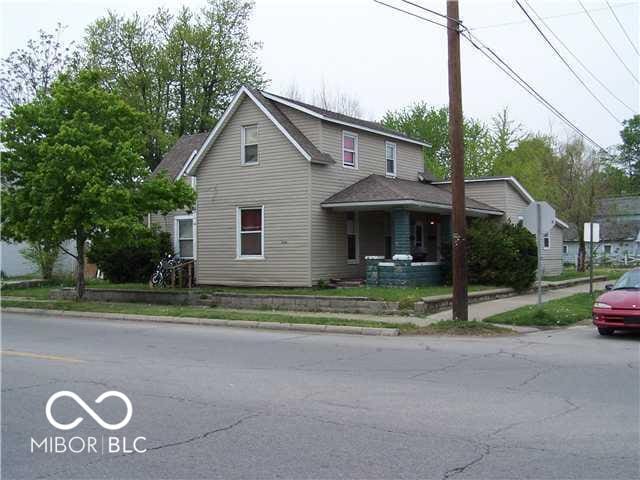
[{"x1": 321, "y1": 174, "x2": 503, "y2": 216}]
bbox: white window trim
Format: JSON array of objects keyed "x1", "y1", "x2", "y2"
[
  {"x1": 346, "y1": 211, "x2": 360, "y2": 264},
  {"x1": 241, "y1": 124, "x2": 259, "y2": 166},
  {"x1": 543, "y1": 231, "x2": 551, "y2": 250},
  {"x1": 174, "y1": 214, "x2": 196, "y2": 260},
  {"x1": 236, "y1": 206, "x2": 265, "y2": 260},
  {"x1": 342, "y1": 131, "x2": 358, "y2": 169},
  {"x1": 385, "y1": 141, "x2": 397, "y2": 177},
  {"x1": 604, "y1": 244, "x2": 612, "y2": 254},
  {"x1": 562, "y1": 244, "x2": 568, "y2": 254}
]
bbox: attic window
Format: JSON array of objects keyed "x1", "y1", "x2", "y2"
[
  {"x1": 241, "y1": 125, "x2": 258, "y2": 164},
  {"x1": 342, "y1": 132, "x2": 358, "y2": 169}
]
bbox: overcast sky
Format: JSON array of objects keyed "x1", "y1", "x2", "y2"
[{"x1": 1, "y1": 0, "x2": 638, "y2": 148}]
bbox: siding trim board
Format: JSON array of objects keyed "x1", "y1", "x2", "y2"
[{"x1": 321, "y1": 199, "x2": 503, "y2": 216}]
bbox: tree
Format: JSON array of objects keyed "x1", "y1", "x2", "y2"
[
  {"x1": 381, "y1": 103, "x2": 499, "y2": 178},
  {"x1": 544, "y1": 138, "x2": 608, "y2": 271},
  {"x1": 491, "y1": 107, "x2": 524, "y2": 159},
  {"x1": 0, "y1": 71, "x2": 196, "y2": 298},
  {"x1": 85, "y1": 0, "x2": 267, "y2": 168},
  {"x1": 493, "y1": 134, "x2": 558, "y2": 201},
  {"x1": 284, "y1": 81, "x2": 363, "y2": 117},
  {"x1": 20, "y1": 242, "x2": 60, "y2": 280},
  {"x1": 0, "y1": 23, "x2": 78, "y2": 114},
  {"x1": 619, "y1": 115, "x2": 640, "y2": 189}
]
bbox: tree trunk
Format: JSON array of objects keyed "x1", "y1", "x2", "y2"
[
  {"x1": 577, "y1": 237, "x2": 586, "y2": 272},
  {"x1": 75, "y1": 236, "x2": 86, "y2": 300}
]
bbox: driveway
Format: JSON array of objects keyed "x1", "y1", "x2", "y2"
[{"x1": 2, "y1": 312, "x2": 638, "y2": 479}]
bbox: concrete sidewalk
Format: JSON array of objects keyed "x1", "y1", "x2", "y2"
[{"x1": 426, "y1": 280, "x2": 608, "y2": 322}]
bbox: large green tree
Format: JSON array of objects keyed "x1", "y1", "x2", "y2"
[
  {"x1": 619, "y1": 115, "x2": 640, "y2": 190},
  {"x1": 1, "y1": 71, "x2": 196, "y2": 298},
  {"x1": 85, "y1": 0, "x2": 267, "y2": 168}
]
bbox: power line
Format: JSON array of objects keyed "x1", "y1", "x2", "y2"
[
  {"x1": 514, "y1": 0, "x2": 621, "y2": 123},
  {"x1": 400, "y1": 0, "x2": 462, "y2": 25},
  {"x1": 373, "y1": 0, "x2": 607, "y2": 151},
  {"x1": 372, "y1": 0, "x2": 454, "y2": 31},
  {"x1": 577, "y1": 0, "x2": 639, "y2": 84},
  {"x1": 605, "y1": 0, "x2": 639, "y2": 56},
  {"x1": 522, "y1": 0, "x2": 636, "y2": 115},
  {"x1": 470, "y1": 2, "x2": 637, "y2": 31}
]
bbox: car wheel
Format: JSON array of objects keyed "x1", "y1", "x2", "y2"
[{"x1": 598, "y1": 327, "x2": 615, "y2": 336}]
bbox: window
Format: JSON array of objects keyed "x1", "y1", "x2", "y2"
[
  {"x1": 346, "y1": 211, "x2": 359, "y2": 263},
  {"x1": 385, "y1": 142, "x2": 397, "y2": 176},
  {"x1": 175, "y1": 216, "x2": 195, "y2": 259},
  {"x1": 563, "y1": 245, "x2": 568, "y2": 254},
  {"x1": 604, "y1": 244, "x2": 612, "y2": 255},
  {"x1": 543, "y1": 232, "x2": 551, "y2": 249},
  {"x1": 342, "y1": 132, "x2": 358, "y2": 168},
  {"x1": 241, "y1": 125, "x2": 258, "y2": 164},
  {"x1": 237, "y1": 207, "x2": 264, "y2": 258}
]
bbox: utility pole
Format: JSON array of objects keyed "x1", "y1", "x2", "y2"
[{"x1": 447, "y1": 0, "x2": 468, "y2": 321}]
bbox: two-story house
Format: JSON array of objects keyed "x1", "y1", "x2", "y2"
[{"x1": 150, "y1": 86, "x2": 567, "y2": 287}]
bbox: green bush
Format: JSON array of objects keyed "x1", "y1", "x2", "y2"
[
  {"x1": 441, "y1": 219, "x2": 537, "y2": 291},
  {"x1": 88, "y1": 227, "x2": 173, "y2": 283}
]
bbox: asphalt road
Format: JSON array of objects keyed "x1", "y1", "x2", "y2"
[{"x1": 2, "y1": 312, "x2": 639, "y2": 480}]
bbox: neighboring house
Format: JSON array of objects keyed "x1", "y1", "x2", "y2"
[
  {"x1": 150, "y1": 86, "x2": 567, "y2": 286},
  {"x1": 1, "y1": 240, "x2": 76, "y2": 278},
  {"x1": 433, "y1": 177, "x2": 568, "y2": 276},
  {"x1": 563, "y1": 196, "x2": 640, "y2": 265}
]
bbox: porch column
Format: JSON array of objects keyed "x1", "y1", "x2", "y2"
[{"x1": 391, "y1": 208, "x2": 411, "y2": 256}]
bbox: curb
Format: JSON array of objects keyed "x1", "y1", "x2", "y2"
[{"x1": 1, "y1": 307, "x2": 400, "y2": 337}]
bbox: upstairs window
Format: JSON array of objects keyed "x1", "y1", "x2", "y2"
[
  {"x1": 543, "y1": 232, "x2": 551, "y2": 249},
  {"x1": 238, "y1": 207, "x2": 264, "y2": 258},
  {"x1": 342, "y1": 132, "x2": 358, "y2": 168},
  {"x1": 241, "y1": 125, "x2": 258, "y2": 164},
  {"x1": 385, "y1": 142, "x2": 397, "y2": 176}
]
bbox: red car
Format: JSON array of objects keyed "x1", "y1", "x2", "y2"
[{"x1": 592, "y1": 268, "x2": 640, "y2": 336}]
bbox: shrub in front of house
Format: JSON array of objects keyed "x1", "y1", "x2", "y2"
[
  {"x1": 441, "y1": 219, "x2": 537, "y2": 291},
  {"x1": 88, "y1": 227, "x2": 173, "y2": 283}
]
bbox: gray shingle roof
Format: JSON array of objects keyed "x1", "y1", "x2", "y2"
[
  {"x1": 322, "y1": 175, "x2": 503, "y2": 214},
  {"x1": 263, "y1": 91, "x2": 429, "y2": 146},
  {"x1": 596, "y1": 195, "x2": 640, "y2": 217},
  {"x1": 152, "y1": 132, "x2": 209, "y2": 180},
  {"x1": 564, "y1": 220, "x2": 640, "y2": 242}
]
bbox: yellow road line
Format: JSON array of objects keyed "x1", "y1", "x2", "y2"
[{"x1": 1, "y1": 350, "x2": 86, "y2": 364}]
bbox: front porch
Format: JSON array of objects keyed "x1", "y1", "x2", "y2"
[
  {"x1": 357, "y1": 208, "x2": 450, "y2": 286},
  {"x1": 321, "y1": 175, "x2": 504, "y2": 286}
]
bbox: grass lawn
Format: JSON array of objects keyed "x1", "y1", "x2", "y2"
[
  {"x1": 483, "y1": 292, "x2": 598, "y2": 327},
  {"x1": 2, "y1": 280, "x2": 497, "y2": 310},
  {"x1": 1, "y1": 298, "x2": 513, "y2": 336},
  {"x1": 543, "y1": 267, "x2": 628, "y2": 282}
]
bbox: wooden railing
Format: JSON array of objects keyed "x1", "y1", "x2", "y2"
[{"x1": 167, "y1": 260, "x2": 195, "y2": 288}]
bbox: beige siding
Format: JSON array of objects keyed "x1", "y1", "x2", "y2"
[
  {"x1": 542, "y1": 224, "x2": 564, "y2": 276},
  {"x1": 309, "y1": 121, "x2": 425, "y2": 282},
  {"x1": 194, "y1": 96, "x2": 311, "y2": 286}
]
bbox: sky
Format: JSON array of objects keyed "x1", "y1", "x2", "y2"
[{"x1": 1, "y1": 0, "x2": 638, "y2": 149}]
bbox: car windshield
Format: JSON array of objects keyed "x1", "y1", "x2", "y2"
[{"x1": 612, "y1": 271, "x2": 640, "y2": 290}]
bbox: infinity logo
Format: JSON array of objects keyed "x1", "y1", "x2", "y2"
[{"x1": 45, "y1": 391, "x2": 133, "y2": 431}]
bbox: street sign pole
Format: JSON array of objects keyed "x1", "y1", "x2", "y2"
[
  {"x1": 537, "y1": 202, "x2": 543, "y2": 306},
  {"x1": 589, "y1": 221, "x2": 594, "y2": 295}
]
